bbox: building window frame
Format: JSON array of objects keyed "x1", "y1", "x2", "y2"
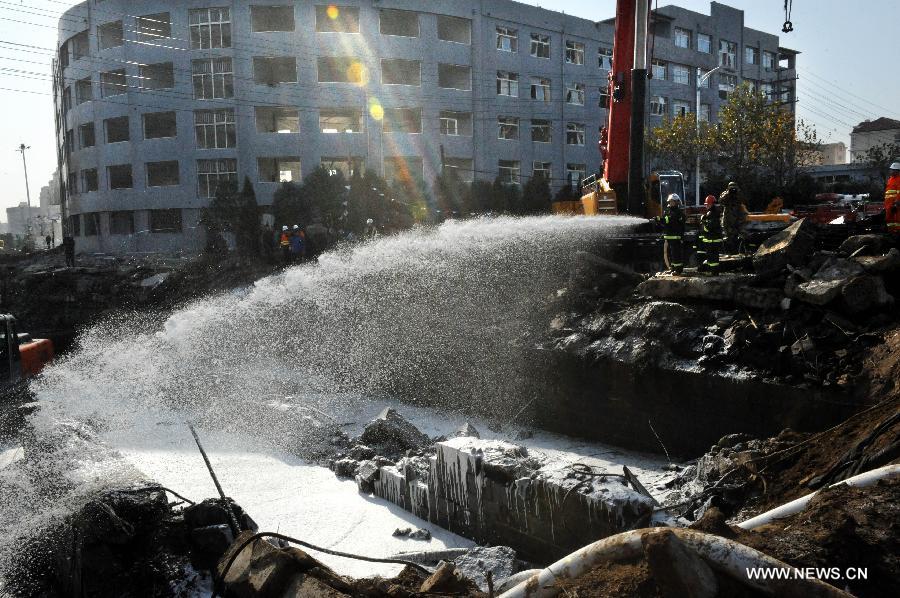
[
  {"x1": 497, "y1": 71, "x2": 519, "y2": 97},
  {"x1": 565, "y1": 40, "x2": 585, "y2": 65},
  {"x1": 566, "y1": 122, "x2": 585, "y2": 146},
  {"x1": 189, "y1": 8, "x2": 232, "y2": 49},
  {"x1": 530, "y1": 33, "x2": 550, "y2": 59},
  {"x1": 195, "y1": 108, "x2": 236, "y2": 149},
  {"x1": 496, "y1": 26, "x2": 518, "y2": 52}
]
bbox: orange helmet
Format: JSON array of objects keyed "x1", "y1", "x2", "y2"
[{"x1": 704, "y1": 195, "x2": 717, "y2": 208}]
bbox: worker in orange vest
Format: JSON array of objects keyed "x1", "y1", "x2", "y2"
[{"x1": 886, "y1": 162, "x2": 900, "y2": 234}]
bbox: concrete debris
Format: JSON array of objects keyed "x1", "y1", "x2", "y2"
[
  {"x1": 838, "y1": 233, "x2": 894, "y2": 256},
  {"x1": 752, "y1": 217, "x2": 817, "y2": 274},
  {"x1": 418, "y1": 561, "x2": 479, "y2": 595},
  {"x1": 360, "y1": 408, "x2": 430, "y2": 453},
  {"x1": 391, "y1": 527, "x2": 432, "y2": 541},
  {"x1": 853, "y1": 247, "x2": 900, "y2": 273},
  {"x1": 452, "y1": 545, "x2": 520, "y2": 593},
  {"x1": 454, "y1": 422, "x2": 481, "y2": 438}
]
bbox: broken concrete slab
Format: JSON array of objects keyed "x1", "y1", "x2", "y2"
[
  {"x1": 841, "y1": 275, "x2": 894, "y2": 314},
  {"x1": 360, "y1": 407, "x2": 430, "y2": 452},
  {"x1": 853, "y1": 248, "x2": 900, "y2": 273},
  {"x1": 753, "y1": 218, "x2": 816, "y2": 274},
  {"x1": 839, "y1": 233, "x2": 894, "y2": 256},
  {"x1": 791, "y1": 279, "x2": 845, "y2": 306},
  {"x1": 454, "y1": 422, "x2": 481, "y2": 439},
  {"x1": 813, "y1": 257, "x2": 865, "y2": 281},
  {"x1": 638, "y1": 274, "x2": 782, "y2": 310},
  {"x1": 453, "y1": 546, "x2": 520, "y2": 592}
]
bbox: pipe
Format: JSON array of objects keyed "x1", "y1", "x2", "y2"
[
  {"x1": 738, "y1": 463, "x2": 899, "y2": 530},
  {"x1": 498, "y1": 528, "x2": 851, "y2": 598},
  {"x1": 495, "y1": 569, "x2": 542, "y2": 593},
  {"x1": 626, "y1": 0, "x2": 650, "y2": 215}
]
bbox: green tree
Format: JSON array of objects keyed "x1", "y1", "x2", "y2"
[
  {"x1": 433, "y1": 169, "x2": 467, "y2": 219},
  {"x1": 862, "y1": 142, "x2": 900, "y2": 193},
  {"x1": 465, "y1": 180, "x2": 493, "y2": 215},
  {"x1": 646, "y1": 112, "x2": 713, "y2": 183},
  {"x1": 487, "y1": 177, "x2": 520, "y2": 214},
  {"x1": 303, "y1": 165, "x2": 347, "y2": 228},
  {"x1": 272, "y1": 181, "x2": 313, "y2": 229},
  {"x1": 520, "y1": 173, "x2": 552, "y2": 215},
  {"x1": 234, "y1": 177, "x2": 260, "y2": 255}
]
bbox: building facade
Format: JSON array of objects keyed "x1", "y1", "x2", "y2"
[
  {"x1": 811, "y1": 142, "x2": 847, "y2": 166},
  {"x1": 54, "y1": 0, "x2": 797, "y2": 253},
  {"x1": 850, "y1": 118, "x2": 900, "y2": 162}
]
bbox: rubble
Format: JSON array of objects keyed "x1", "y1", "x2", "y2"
[
  {"x1": 359, "y1": 408, "x2": 430, "y2": 454},
  {"x1": 752, "y1": 217, "x2": 817, "y2": 274}
]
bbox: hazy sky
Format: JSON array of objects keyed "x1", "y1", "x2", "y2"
[{"x1": 0, "y1": 0, "x2": 897, "y2": 214}]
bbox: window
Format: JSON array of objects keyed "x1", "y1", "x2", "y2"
[
  {"x1": 81, "y1": 168, "x2": 99, "y2": 192},
  {"x1": 63, "y1": 87, "x2": 72, "y2": 113},
  {"x1": 382, "y1": 108, "x2": 422, "y2": 133},
  {"x1": 143, "y1": 111, "x2": 176, "y2": 139},
  {"x1": 315, "y1": 5, "x2": 360, "y2": 33},
  {"x1": 651, "y1": 59, "x2": 666, "y2": 80},
  {"x1": 699, "y1": 103, "x2": 711, "y2": 123},
  {"x1": 565, "y1": 41, "x2": 584, "y2": 65},
  {"x1": 566, "y1": 82, "x2": 585, "y2": 105},
  {"x1": 138, "y1": 62, "x2": 174, "y2": 90},
  {"x1": 762, "y1": 82, "x2": 774, "y2": 100},
  {"x1": 383, "y1": 157, "x2": 423, "y2": 183},
  {"x1": 100, "y1": 69, "x2": 126, "y2": 97},
  {"x1": 70, "y1": 215, "x2": 81, "y2": 237},
  {"x1": 190, "y1": 8, "x2": 232, "y2": 49},
  {"x1": 105, "y1": 116, "x2": 129, "y2": 143},
  {"x1": 444, "y1": 158, "x2": 473, "y2": 182},
  {"x1": 674, "y1": 27, "x2": 691, "y2": 49},
  {"x1": 439, "y1": 111, "x2": 472, "y2": 136},
  {"x1": 598, "y1": 47, "x2": 613, "y2": 70},
  {"x1": 437, "y1": 16, "x2": 471, "y2": 44},
  {"x1": 65, "y1": 130, "x2": 74, "y2": 155},
  {"x1": 71, "y1": 31, "x2": 89, "y2": 60},
  {"x1": 762, "y1": 51, "x2": 776, "y2": 69},
  {"x1": 67, "y1": 171, "x2": 77, "y2": 193},
  {"x1": 322, "y1": 157, "x2": 363, "y2": 178},
  {"x1": 253, "y1": 57, "x2": 297, "y2": 85},
  {"x1": 719, "y1": 40, "x2": 737, "y2": 68},
  {"x1": 256, "y1": 107, "x2": 299, "y2": 133},
  {"x1": 533, "y1": 161, "x2": 552, "y2": 181},
  {"x1": 109, "y1": 211, "x2": 134, "y2": 235},
  {"x1": 718, "y1": 74, "x2": 737, "y2": 99},
  {"x1": 599, "y1": 87, "x2": 610, "y2": 108},
  {"x1": 317, "y1": 57, "x2": 365, "y2": 83},
  {"x1": 195, "y1": 109, "x2": 236, "y2": 148},
  {"x1": 251, "y1": 6, "x2": 295, "y2": 32},
  {"x1": 745, "y1": 46, "x2": 759, "y2": 65},
  {"x1": 59, "y1": 42, "x2": 69, "y2": 68},
  {"x1": 650, "y1": 95, "x2": 668, "y2": 116},
  {"x1": 320, "y1": 108, "x2": 363, "y2": 133},
  {"x1": 83, "y1": 214, "x2": 99, "y2": 237},
  {"x1": 531, "y1": 119, "x2": 551, "y2": 143},
  {"x1": 496, "y1": 26, "x2": 517, "y2": 52},
  {"x1": 498, "y1": 116, "x2": 519, "y2": 140},
  {"x1": 258, "y1": 157, "x2": 301, "y2": 183},
  {"x1": 672, "y1": 64, "x2": 690, "y2": 85},
  {"x1": 197, "y1": 159, "x2": 237, "y2": 198},
  {"x1": 79, "y1": 123, "x2": 95, "y2": 148},
  {"x1": 700, "y1": 72, "x2": 712, "y2": 88},
  {"x1": 498, "y1": 160, "x2": 520, "y2": 184},
  {"x1": 75, "y1": 77, "x2": 92, "y2": 104},
  {"x1": 673, "y1": 100, "x2": 691, "y2": 117},
  {"x1": 98, "y1": 21, "x2": 123, "y2": 50},
  {"x1": 697, "y1": 33, "x2": 711, "y2": 54},
  {"x1": 193, "y1": 58, "x2": 234, "y2": 99},
  {"x1": 438, "y1": 64, "x2": 471, "y2": 90},
  {"x1": 530, "y1": 77, "x2": 551, "y2": 102},
  {"x1": 381, "y1": 59, "x2": 420, "y2": 86},
  {"x1": 380, "y1": 9, "x2": 418, "y2": 37},
  {"x1": 108, "y1": 164, "x2": 133, "y2": 189},
  {"x1": 147, "y1": 161, "x2": 180, "y2": 187},
  {"x1": 566, "y1": 122, "x2": 585, "y2": 145},
  {"x1": 497, "y1": 71, "x2": 519, "y2": 97},
  {"x1": 149, "y1": 209, "x2": 182, "y2": 233},
  {"x1": 566, "y1": 163, "x2": 586, "y2": 187},
  {"x1": 531, "y1": 33, "x2": 550, "y2": 59},
  {"x1": 136, "y1": 13, "x2": 171, "y2": 42}
]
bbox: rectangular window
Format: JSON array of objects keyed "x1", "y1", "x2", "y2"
[
  {"x1": 566, "y1": 122, "x2": 585, "y2": 145},
  {"x1": 143, "y1": 111, "x2": 177, "y2": 139},
  {"x1": 651, "y1": 59, "x2": 666, "y2": 81},
  {"x1": 75, "y1": 77, "x2": 92, "y2": 104},
  {"x1": 599, "y1": 87, "x2": 610, "y2": 108},
  {"x1": 138, "y1": 62, "x2": 174, "y2": 90},
  {"x1": 566, "y1": 82, "x2": 585, "y2": 105},
  {"x1": 79, "y1": 123, "x2": 96, "y2": 148},
  {"x1": 320, "y1": 108, "x2": 363, "y2": 133},
  {"x1": 745, "y1": 46, "x2": 759, "y2": 65},
  {"x1": 674, "y1": 27, "x2": 691, "y2": 49},
  {"x1": 718, "y1": 74, "x2": 737, "y2": 99},
  {"x1": 437, "y1": 16, "x2": 471, "y2": 44},
  {"x1": 497, "y1": 71, "x2": 519, "y2": 97},
  {"x1": 65, "y1": 129, "x2": 74, "y2": 155},
  {"x1": 533, "y1": 161, "x2": 552, "y2": 181},
  {"x1": 598, "y1": 46, "x2": 613, "y2": 70},
  {"x1": 530, "y1": 77, "x2": 551, "y2": 103},
  {"x1": 444, "y1": 157, "x2": 473, "y2": 182},
  {"x1": 650, "y1": 95, "x2": 668, "y2": 116},
  {"x1": 108, "y1": 164, "x2": 133, "y2": 189},
  {"x1": 439, "y1": 111, "x2": 472, "y2": 136},
  {"x1": 81, "y1": 168, "x2": 99, "y2": 192},
  {"x1": 380, "y1": 9, "x2": 418, "y2": 37},
  {"x1": 719, "y1": 40, "x2": 737, "y2": 68},
  {"x1": 251, "y1": 5, "x2": 295, "y2": 32},
  {"x1": 697, "y1": 33, "x2": 711, "y2": 54},
  {"x1": 672, "y1": 64, "x2": 690, "y2": 85},
  {"x1": 59, "y1": 42, "x2": 69, "y2": 68},
  {"x1": 67, "y1": 171, "x2": 77, "y2": 194},
  {"x1": 322, "y1": 157, "x2": 363, "y2": 178},
  {"x1": 195, "y1": 109, "x2": 237, "y2": 148},
  {"x1": 149, "y1": 209, "x2": 182, "y2": 233},
  {"x1": 762, "y1": 82, "x2": 774, "y2": 100},
  {"x1": 63, "y1": 87, "x2": 72, "y2": 113},
  {"x1": 317, "y1": 57, "x2": 365, "y2": 83},
  {"x1": 699, "y1": 103, "x2": 711, "y2": 122},
  {"x1": 496, "y1": 26, "x2": 517, "y2": 52},
  {"x1": 381, "y1": 58, "x2": 421, "y2": 86},
  {"x1": 146, "y1": 161, "x2": 180, "y2": 187},
  {"x1": 100, "y1": 69, "x2": 126, "y2": 97},
  {"x1": 98, "y1": 21, "x2": 124, "y2": 50},
  {"x1": 383, "y1": 156, "x2": 423, "y2": 183},
  {"x1": 192, "y1": 57, "x2": 234, "y2": 99},
  {"x1": 498, "y1": 116, "x2": 519, "y2": 140},
  {"x1": 136, "y1": 13, "x2": 171, "y2": 42},
  {"x1": 438, "y1": 64, "x2": 471, "y2": 90},
  {"x1": 258, "y1": 157, "x2": 301, "y2": 183},
  {"x1": 83, "y1": 214, "x2": 99, "y2": 237},
  {"x1": 673, "y1": 100, "x2": 691, "y2": 117},
  {"x1": 382, "y1": 108, "x2": 422, "y2": 133},
  {"x1": 109, "y1": 211, "x2": 134, "y2": 235},
  {"x1": 498, "y1": 160, "x2": 520, "y2": 184},
  {"x1": 566, "y1": 163, "x2": 586, "y2": 187},
  {"x1": 197, "y1": 159, "x2": 237, "y2": 198},
  {"x1": 315, "y1": 5, "x2": 360, "y2": 33},
  {"x1": 253, "y1": 56, "x2": 297, "y2": 85},
  {"x1": 190, "y1": 8, "x2": 232, "y2": 49},
  {"x1": 255, "y1": 106, "x2": 299, "y2": 133},
  {"x1": 72, "y1": 31, "x2": 89, "y2": 60},
  {"x1": 762, "y1": 51, "x2": 776, "y2": 69},
  {"x1": 531, "y1": 119, "x2": 551, "y2": 143},
  {"x1": 105, "y1": 116, "x2": 129, "y2": 143},
  {"x1": 70, "y1": 215, "x2": 81, "y2": 237},
  {"x1": 531, "y1": 33, "x2": 550, "y2": 59},
  {"x1": 565, "y1": 41, "x2": 584, "y2": 65}
]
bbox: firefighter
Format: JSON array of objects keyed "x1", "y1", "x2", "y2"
[
  {"x1": 886, "y1": 162, "x2": 900, "y2": 235},
  {"x1": 719, "y1": 182, "x2": 748, "y2": 254},
  {"x1": 699, "y1": 195, "x2": 723, "y2": 276},
  {"x1": 695, "y1": 194, "x2": 716, "y2": 267},
  {"x1": 662, "y1": 193, "x2": 686, "y2": 275},
  {"x1": 279, "y1": 225, "x2": 291, "y2": 262}
]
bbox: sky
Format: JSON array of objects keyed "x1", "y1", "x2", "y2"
[{"x1": 0, "y1": 0, "x2": 897, "y2": 215}]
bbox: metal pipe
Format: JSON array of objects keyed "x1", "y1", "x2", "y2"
[
  {"x1": 187, "y1": 423, "x2": 242, "y2": 538},
  {"x1": 695, "y1": 66, "x2": 720, "y2": 206}
]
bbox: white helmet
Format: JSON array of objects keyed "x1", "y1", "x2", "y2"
[
  {"x1": 890, "y1": 162, "x2": 900, "y2": 171},
  {"x1": 281, "y1": 225, "x2": 288, "y2": 231},
  {"x1": 293, "y1": 225, "x2": 299, "y2": 230},
  {"x1": 667, "y1": 193, "x2": 681, "y2": 205}
]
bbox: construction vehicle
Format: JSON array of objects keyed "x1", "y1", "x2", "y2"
[{"x1": 0, "y1": 315, "x2": 54, "y2": 387}]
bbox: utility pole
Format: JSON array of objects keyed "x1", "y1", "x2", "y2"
[
  {"x1": 695, "y1": 66, "x2": 720, "y2": 206},
  {"x1": 16, "y1": 143, "x2": 35, "y2": 252}
]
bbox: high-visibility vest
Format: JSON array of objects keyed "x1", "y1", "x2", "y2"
[
  {"x1": 280, "y1": 233, "x2": 290, "y2": 246},
  {"x1": 886, "y1": 176, "x2": 900, "y2": 231}
]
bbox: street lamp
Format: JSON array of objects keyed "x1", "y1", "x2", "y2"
[
  {"x1": 695, "y1": 67, "x2": 720, "y2": 206},
  {"x1": 16, "y1": 143, "x2": 35, "y2": 251}
]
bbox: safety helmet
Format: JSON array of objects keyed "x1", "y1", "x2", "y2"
[
  {"x1": 282, "y1": 225, "x2": 288, "y2": 231},
  {"x1": 890, "y1": 162, "x2": 900, "y2": 171},
  {"x1": 366, "y1": 218, "x2": 374, "y2": 225},
  {"x1": 667, "y1": 193, "x2": 681, "y2": 206},
  {"x1": 705, "y1": 195, "x2": 717, "y2": 208},
  {"x1": 727, "y1": 182, "x2": 739, "y2": 190},
  {"x1": 293, "y1": 225, "x2": 299, "y2": 230}
]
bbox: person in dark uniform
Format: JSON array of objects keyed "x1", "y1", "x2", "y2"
[
  {"x1": 698, "y1": 195, "x2": 723, "y2": 276},
  {"x1": 662, "y1": 193, "x2": 686, "y2": 275},
  {"x1": 63, "y1": 236, "x2": 75, "y2": 267}
]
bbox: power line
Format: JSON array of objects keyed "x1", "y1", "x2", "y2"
[{"x1": 798, "y1": 66, "x2": 900, "y2": 121}]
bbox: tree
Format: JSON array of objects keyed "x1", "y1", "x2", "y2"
[
  {"x1": 272, "y1": 181, "x2": 313, "y2": 229},
  {"x1": 488, "y1": 177, "x2": 521, "y2": 214},
  {"x1": 234, "y1": 177, "x2": 260, "y2": 255},
  {"x1": 520, "y1": 172, "x2": 552, "y2": 215},
  {"x1": 465, "y1": 180, "x2": 493, "y2": 215},
  {"x1": 433, "y1": 169, "x2": 467, "y2": 219},
  {"x1": 202, "y1": 178, "x2": 260, "y2": 256},
  {"x1": 862, "y1": 142, "x2": 900, "y2": 193},
  {"x1": 646, "y1": 112, "x2": 713, "y2": 183},
  {"x1": 303, "y1": 165, "x2": 347, "y2": 228}
]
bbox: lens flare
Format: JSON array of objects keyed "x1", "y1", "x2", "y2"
[
  {"x1": 368, "y1": 97, "x2": 384, "y2": 121},
  {"x1": 348, "y1": 61, "x2": 368, "y2": 85},
  {"x1": 326, "y1": 5, "x2": 339, "y2": 20}
]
